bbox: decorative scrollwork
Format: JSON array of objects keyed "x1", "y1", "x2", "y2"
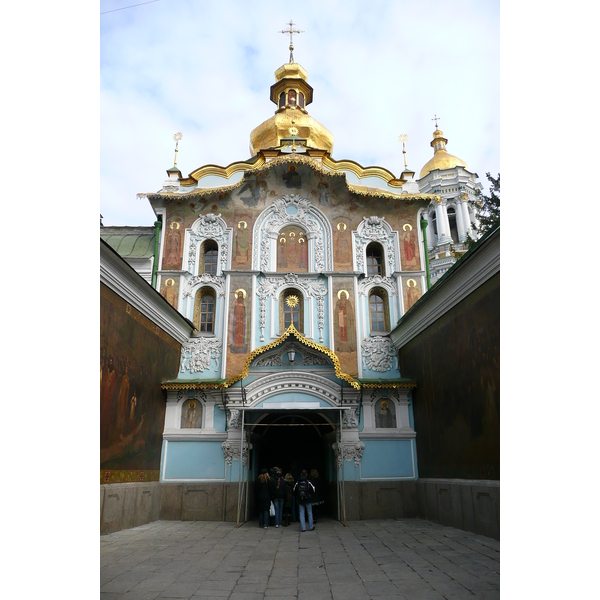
[
  {"x1": 183, "y1": 273, "x2": 226, "y2": 298},
  {"x1": 221, "y1": 439, "x2": 250, "y2": 466},
  {"x1": 357, "y1": 275, "x2": 398, "y2": 297},
  {"x1": 332, "y1": 441, "x2": 365, "y2": 467},
  {"x1": 180, "y1": 337, "x2": 222, "y2": 373},
  {"x1": 360, "y1": 336, "x2": 397, "y2": 373}
]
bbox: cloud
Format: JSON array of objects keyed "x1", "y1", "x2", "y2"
[{"x1": 100, "y1": 0, "x2": 499, "y2": 225}]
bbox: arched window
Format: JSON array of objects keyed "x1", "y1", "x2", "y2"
[
  {"x1": 280, "y1": 288, "x2": 304, "y2": 333},
  {"x1": 298, "y1": 92, "x2": 305, "y2": 108},
  {"x1": 447, "y1": 207, "x2": 459, "y2": 243},
  {"x1": 278, "y1": 92, "x2": 286, "y2": 109},
  {"x1": 288, "y1": 89, "x2": 297, "y2": 106},
  {"x1": 193, "y1": 288, "x2": 216, "y2": 333},
  {"x1": 200, "y1": 240, "x2": 219, "y2": 276},
  {"x1": 366, "y1": 242, "x2": 384, "y2": 277},
  {"x1": 369, "y1": 287, "x2": 390, "y2": 333}
]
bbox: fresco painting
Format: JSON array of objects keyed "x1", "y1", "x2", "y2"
[
  {"x1": 402, "y1": 277, "x2": 422, "y2": 312},
  {"x1": 400, "y1": 223, "x2": 421, "y2": 270},
  {"x1": 181, "y1": 399, "x2": 202, "y2": 428},
  {"x1": 277, "y1": 225, "x2": 308, "y2": 273},
  {"x1": 333, "y1": 220, "x2": 353, "y2": 270},
  {"x1": 162, "y1": 219, "x2": 183, "y2": 269},
  {"x1": 375, "y1": 398, "x2": 397, "y2": 428},
  {"x1": 332, "y1": 278, "x2": 358, "y2": 376},
  {"x1": 160, "y1": 277, "x2": 179, "y2": 310},
  {"x1": 100, "y1": 284, "x2": 180, "y2": 472},
  {"x1": 232, "y1": 211, "x2": 253, "y2": 268},
  {"x1": 226, "y1": 274, "x2": 253, "y2": 378}
]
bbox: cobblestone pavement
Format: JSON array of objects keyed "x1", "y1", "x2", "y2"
[{"x1": 101, "y1": 518, "x2": 499, "y2": 600}]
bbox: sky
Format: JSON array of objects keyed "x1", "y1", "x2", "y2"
[{"x1": 100, "y1": 0, "x2": 500, "y2": 226}]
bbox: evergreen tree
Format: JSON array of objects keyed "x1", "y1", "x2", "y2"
[{"x1": 468, "y1": 172, "x2": 499, "y2": 246}]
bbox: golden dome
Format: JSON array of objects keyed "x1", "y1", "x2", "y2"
[
  {"x1": 419, "y1": 128, "x2": 468, "y2": 179},
  {"x1": 250, "y1": 108, "x2": 334, "y2": 155},
  {"x1": 249, "y1": 62, "x2": 334, "y2": 156}
]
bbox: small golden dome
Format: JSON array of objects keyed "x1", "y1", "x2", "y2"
[
  {"x1": 419, "y1": 128, "x2": 468, "y2": 179},
  {"x1": 249, "y1": 62, "x2": 334, "y2": 156}
]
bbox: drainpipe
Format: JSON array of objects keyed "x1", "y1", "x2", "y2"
[
  {"x1": 152, "y1": 218, "x2": 162, "y2": 289},
  {"x1": 420, "y1": 216, "x2": 431, "y2": 290}
]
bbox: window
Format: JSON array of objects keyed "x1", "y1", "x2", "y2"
[
  {"x1": 298, "y1": 92, "x2": 305, "y2": 108},
  {"x1": 280, "y1": 288, "x2": 304, "y2": 333},
  {"x1": 288, "y1": 89, "x2": 297, "y2": 105},
  {"x1": 366, "y1": 242, "x2": 384, "y2": 277},
  {"x1": 200, "y1": 240, "x2": 219, "y2": 275},
  {"x1": 447, "y1": 207, "x2": 458, "y2": 243},
  {"x1": 279, "y1": 92, "x2": 286, "y2": 109},
  {"x1": 369, "y1": 287, "x2": 390, "y2": 333},
  {"x1": 193, "y1": 288, "x2": 216, "y2": 333}
]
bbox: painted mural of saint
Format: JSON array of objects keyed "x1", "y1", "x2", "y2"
[
  {"x1": 401, "y1": 226, "x2": 419, "y2": 269},
  {"x1": 283, "y1": 164, "x2": 301, "y2": 188},
  {"x1": 277, "y1": 238, "x2": 287, "y2": 269},
  {"x1": 334, "y1": 229, "x2": 351, "y2": 268},
  {"x1": 234, "y1": 221, "x2": 251, "y2": 265},
  {"x1": 231, "y1": 290, "x2": 248, "y2": 353},
  {"x1": 406, "y1": 280, "x2": 420, "y2": 310},
  {"x1": 334, "y1": 292, "x2": 356, "y2": 352},
  {"x1": 182, "y1": 400, "x2": 200, "y2": 428},
  {"x1": 165, "y1": 225, "x2": 181, "y2": 267},
  {"x1": 376, "y1": 400, "x2": 395, "y2": 428}
]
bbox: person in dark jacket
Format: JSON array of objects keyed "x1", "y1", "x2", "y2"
[
  {"x1": 256, "y1": 469, "x2": 271, "y2": 529},
  {"x1": 293, "y1": 469, "x2": 316, "y2": 532},
  {"x1": 283, "y1": 473, "x2": 294, "y2": 526},
  {"x1": 268, "y1": 467, "x2": 287, "y2": 528}
]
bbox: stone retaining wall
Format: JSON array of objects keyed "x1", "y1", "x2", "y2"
[{"x1": 101, "y1": 478, "x2": 499, "y2": 540}]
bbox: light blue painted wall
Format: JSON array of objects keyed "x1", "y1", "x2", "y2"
[
  {"x1": 162, "y1": 441, "x2": 226, "y2": 481},
  {"x1": 360, "y1": 439, "x2": 416, "y2": 479},
  {"x1": 255, "y1": 391, "x2": 335, "y2": 408},
  {"x1": 214, "y1": 405, "x2": 227, "y2": 432}
]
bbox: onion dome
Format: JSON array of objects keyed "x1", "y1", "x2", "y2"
[
  {"x1": 249, "y1": 62, "x2": 334, "y2": 156},
  {"x1": 419, "y1": 128, "x2": 467, "y2": 179}
]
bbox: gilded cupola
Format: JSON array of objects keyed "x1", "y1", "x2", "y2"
[
  {"x1": 419, "y1": 128, "x2": 468, "y2": 179},
  {"x1": 249, "y1": 61, "x2": 334, "y2": 156}
]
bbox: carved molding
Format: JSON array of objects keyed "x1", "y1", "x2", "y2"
[
  {"x1": 253, "y1": 194, "x2": 332, "y2": 272},
  {"x1": 180, "y1": 337, "x2": 222, "y2": 373},
  {"x1": 332, "y1": 441, "x2": 365, "y2": 467},
  {"x1": 221, "y1": 439, "x2": 251, "y2": 466},
  {"x1": 187, "y1": 213, "x2": 231, "y2": 274},
  {"x1": 355, "y1": 216, "x2": 396, "y2": 273},
  {"x1": 342, "y1": 410, "x2": 359, "y2": 429},
  {"x1": 227, "y1": 409, "x2": 242, "y2": 429},
  {"x1": 357, "y1": 275, "x2": 398, "y2": 297},
  {"x1": 360, "y1": 336, "x2": 397, "y2": 373},
  {"x1": 252, "y1": 341, "x2": 333, "y2": 367},
  {"x1": 183, "y1": 273, "x2": 226, "y2": 298}
]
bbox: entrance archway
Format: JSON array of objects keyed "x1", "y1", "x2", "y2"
[{"x1": 238, "y1": 407, "x2": 346, "y2": 525}]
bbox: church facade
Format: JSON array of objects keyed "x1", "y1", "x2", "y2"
[{"x1": 101, "y1": 56, "x2": 489, "y2": 525}]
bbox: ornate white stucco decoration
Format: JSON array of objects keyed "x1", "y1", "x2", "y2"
[
  {"x1": 187, "y1": 213, "x2": 232, "y2": 274},
  {"x1": 360, "y1": 336, "x2": 397, "y2": 372},
  {"x1": 332, "y1": 441, "x2": 365, "y2": 467},
  {"x1": 253, "y1": 194, "x2": 333, "y2": 272},
  {"x1": 227, "y1": 409, "x2": 242, "y2": 429},
  {"x1": 221, "y1": 439, "x2": 251, "y2": 466},
  {"x1": 252, "y1": 342, "x2": 332, "y2": 367},
  {"x1": 180, "y1": 337, "x2": 222, "y2": 373},
  {"x1": 183, "y1": 273, "x2": 226, "y2": 298},
  {"x1": 354, "y1": 216, "x2": 397, "y2": 274},
  {"x1": 342, "y1": 410, "x2": 359, "y2": 429},
  {"x1": 357, "y1": 275, "x2": 398, "y2": 297},
  {"x1": 256, "y1": 273, "x2": 328, "y2": 342}
]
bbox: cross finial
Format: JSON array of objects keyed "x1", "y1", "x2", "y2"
[
  {"x1": 173, "y1": 132, "x2": 182, "y2": 167},
  {"x1": 432, "y1": 114, "x2": 441, "y2": 129},
  {"x1": 398, "y1": 134, "x2": 409, "y2": 170},
  {"x1": 280, "y1": 20, "x2": 304, "y2": 63}
]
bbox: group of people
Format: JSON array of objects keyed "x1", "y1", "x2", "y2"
[{"x1": 256, "y1": 466, "x2": 324, "y2": 532}]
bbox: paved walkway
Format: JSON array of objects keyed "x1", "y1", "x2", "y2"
[{"x1": 101, "y1": 519, "x2": 499, "y2": 600}]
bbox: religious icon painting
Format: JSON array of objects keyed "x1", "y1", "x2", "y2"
[
  {"x1": 334, "y1": 220, "x2": 352, "y2": 270},
  {"x1": 402, "y1": 277, "x2": 422, "y2": 312},
  {"x1": 160, "y1": 277, "x2": 179, "y2": 310},
  {"x1": 332, "y1": 279, "x2": 358, "y2": 376},
  {"x1": 399, "y1": 223, "x2": 420, "y2": 271},
  {"x1": 232, "y1": 212, "x2": 253, "y2": 268},
  {"x1": 181, "y1": 399, "x2": 202, "y2": 428},
  {"x1": 374, "y1": 398, "x2": 396, "y2": 428},
  {"x1": 282, "y1": 163, "x2": 302, "y2": 188},
  {"x1": 226, "y1": 275, "x2": 253, "y2": 379},
  {"x1": 163, "y1": 220, "x2": 183, "y2": 269},
  {"x1": 277, "y1": 225, "x2": 308, "y2": 273}
]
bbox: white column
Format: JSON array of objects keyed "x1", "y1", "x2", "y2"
[
  {"x1": 460, "y1": 200, "x2": 473, "y2": 238},
  {"x1": 204, "y1": 399, "x2": 216, "y2": 432},
  {"x1": 454, "y1": 203, "x2": 467, "y2": 242},
  {"x1": 436, "y1": 201, "x2": 453, "y2": 244}
]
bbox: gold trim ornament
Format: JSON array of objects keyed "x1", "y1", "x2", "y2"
[{"x1": 286, "y1": 295, "x2": 299, "y2": 308}]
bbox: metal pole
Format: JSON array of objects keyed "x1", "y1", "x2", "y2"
[
  {"x1": 236, "y1": 409, "x2": 245, "y2": 527},
  {"x1": 340, "y1": 408, "x2": 346, "y2": 526}
]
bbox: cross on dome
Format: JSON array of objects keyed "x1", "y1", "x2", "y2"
[{"x1": 280, "y1": 20, "x2": 304, "y2": 63}]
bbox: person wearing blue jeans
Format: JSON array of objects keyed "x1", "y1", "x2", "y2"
[
  {"x1": 273, "y1": 498, "x2": 284, "y2": 528},
  {"x1": 269, "y1": 468, "x2": 288, "y2": 528},
  {"x1": 293, "y1": 469, "x2": 316, "y2": 532}
]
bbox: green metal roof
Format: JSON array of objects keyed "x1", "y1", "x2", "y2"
[{"x1": 100, "y1": 227, "x2": 156, "y2": 259}]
